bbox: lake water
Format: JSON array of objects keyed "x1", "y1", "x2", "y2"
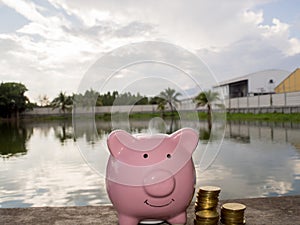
[{"x1": 0, "y1": 119, "x2": 299, "y2": 208}]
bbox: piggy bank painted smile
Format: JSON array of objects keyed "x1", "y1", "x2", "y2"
[{"x1": 106, "y1": 128, "x2": 199, "y2": 225}]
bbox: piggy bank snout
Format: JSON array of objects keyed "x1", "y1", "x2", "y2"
[{"x1": 143, "y1": 170, "x2": 175, "y2": 198}]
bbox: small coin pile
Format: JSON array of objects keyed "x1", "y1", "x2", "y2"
[
  {"x1": 220, "y1": 203, "x2": 246, "y2": 225},
  {"x1": 194, "y1": 186, "x2": 221, "y2": 225}
]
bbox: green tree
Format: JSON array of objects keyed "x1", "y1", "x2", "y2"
[
  {"x1": 0, "y1": 82, "x2": 31, "y2": 119},
  {"x1": 149, "y1": 96, "x2": 163, "y2": 105},
  {"x1": 158, "y1": 88, "x2": 181, "y2": 116},
  {"x1": 100, "y1": 91, "x2": 118, "y2": 106},
  {"x1": 157, "y1": 101, "x2": 166, "y2": 117},
  {"x1": 51, "y1": 91, "x2": 73, "y2": 114},
  {"x1": 194, "y1": 90, "x2": 220, "y2": 128}
]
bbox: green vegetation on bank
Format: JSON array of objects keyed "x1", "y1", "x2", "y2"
[
  {"x1": 1, "y1": 80, "x2": 299, "y2": 123},
  {"x1": 126, "y1": 112, "x2": 300, "y2": 122},
  {"x1": 96, "y1": 112, "x2": 180, "y2": 121},
  {"x1": 226, "y1": 112, "x2": 300, "y2": 122},
  {"x1": 15, "y1": 111, "x2": 300, "y2": 123}
]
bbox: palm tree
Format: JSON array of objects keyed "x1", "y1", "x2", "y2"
[
  {"x1": 194, "y1": 90, "x2": 220, "y2": 114},
  {"x1": 51, "y1": 91, "x2": 73, "y2": 115},
  {"x1": 157, "y1": 101, "x2": 166, "y2": 117},
  {"x1": 158, "y1": 88, "x2": 181, "y2": 116},
  {"x1": 194, "y1": 90, "x2": 219, "y2": 128}
]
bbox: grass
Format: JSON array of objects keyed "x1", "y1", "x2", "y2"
[
  {"x1": 226, "y1": 112, "x2": 300, "y2": 122},
  {"x1": 8, "y1": 112, "x2": 300, "y2": 123}
]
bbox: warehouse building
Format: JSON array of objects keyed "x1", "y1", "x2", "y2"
[
  {"x1": 213, "y1": 69, "x2": 290, "y2": 98},
  {"x1": 275, "y1": 68, "x2": 300, "y2": 93}
]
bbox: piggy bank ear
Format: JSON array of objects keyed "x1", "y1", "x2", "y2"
[
  {"x1": 107, "y1": 130, "x2": 135, "y2": 158},
  {"x1": 171, "y1": 128, "x2": 199, "y2": 154}
]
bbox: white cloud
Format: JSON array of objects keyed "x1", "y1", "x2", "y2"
[
  {"x1": 242, "y1": 9, "x2": 264, "y2": 25},
  {"x1": 258, "y1": 18, "x2": 300, "y2": 56},
  {"x1": 0, "y1": 0, "x2": 299, "y2": 101},
  {"x1": 288, "y1": 38, "x2": 300, "y2": 56},
  {"x1": 261, "y1": 18, "x2": 290, "y2": 36},
  {"x1": 1, "y1": 0, "x2": 47, "y2": 24}
]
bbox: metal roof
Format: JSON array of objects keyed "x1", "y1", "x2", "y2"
[{"x1": 215, "y1": 69, "x2": 290, "y2": 87}]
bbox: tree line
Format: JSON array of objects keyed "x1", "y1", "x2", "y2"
[
  {"x1": 0, "y1": 82, "x2": 33, "y2": 119},
  {"x1": 0, "y1": 82, "x2": 219, "y2": 119}
]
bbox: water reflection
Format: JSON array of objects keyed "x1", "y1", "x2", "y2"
[
  {"x1": 226, "y1": 120, "x2": 300, "y2": 147},
  {"x1": 0, "y1": 122, "x2": 33, "y2": 158},
  {"x1": 54, "y1": 123, "x2": 74, "y2": 144},
  {"x1": 196, "y1": 121, "x2": 300, "y2": 199},
  {"x1": 0, "y1": 120, "x2": 109, "y2": 208},
  {"x1": 0, "y1": 119, "x2": 299, "y2": 208}
]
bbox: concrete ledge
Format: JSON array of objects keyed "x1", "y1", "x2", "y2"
[{"x1": 1, "y1": 195, "x2": 299, "y2": 225}]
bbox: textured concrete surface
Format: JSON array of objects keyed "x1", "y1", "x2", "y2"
[{"x1": 0, "y1": 195, "x2": 299, "y2": 225}]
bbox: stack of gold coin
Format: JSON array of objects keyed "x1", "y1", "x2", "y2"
[
  {"x1": 194, "y1": 210, "x2": 219, "y2": 225},
  {"x1": 194, "y1": 186, "x2": 221, "y2": 225},
  {"x1": 195, "y1": 186, "x2": 221, "y2": 211},
  {"x1": 220, "y1": 203, "x2": 246, "y2": 225}
]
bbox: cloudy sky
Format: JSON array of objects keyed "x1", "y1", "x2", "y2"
[{"x1": 0, "y1": 0, "x2": 300, "y2": 102}]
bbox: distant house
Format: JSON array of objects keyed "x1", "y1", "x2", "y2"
[
  {"x1": 213, "y1": 69, "x2": 290, "y2": 98},
  {"x1": 275, "y1": 68, "x2": 300, "y2": 93}
]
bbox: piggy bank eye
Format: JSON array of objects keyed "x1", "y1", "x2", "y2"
[
  {"x1": 143, "y1": 153, "x2": 149, "y2": 159},
  {"x1": 167, "y1": 154, "x2": 172, "y2": 159}
]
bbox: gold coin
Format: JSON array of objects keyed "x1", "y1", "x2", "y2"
[
  {"x1": 194, "y1": 219, "x2": 219, "y2": 225},
  {"x1": 194, "y1": 220, "x2": 219, "y2": 225},
  {"x1": 221, "y1": 210, "x2": 245, "y2": 216},
  {"x1": 220, "y1": 218, "x2": 246, "y2": 225},
  {"x1": 221, "y1": 214, "x2": 245, "y2": 220},
  {"x1": 195, "y1": 205, "x2": 218, "y2": 210},
  {"x1": 221, "y1": 215, "x2": 245, "y2": 221},
  {"x1": 222, "y1": 203, "x2": 246, "y2": 212},
  {"x1": 199, "y1": 186, "x2": 221, "y2": 192},
  {"x1": 197, "y1": 198, "x2": 219, "y2": 203},
  {"x1": 197, "y1": 195, "x2": 219, "y2": 199},
  {"x1": 195, "y1": 210, "x2": 219, "y2": 219},
  {"x1": 197, "y1": 191, "x2": 220, "y2": 195},
  {"x1": 198, "y1": 200, "x2": 219, "y2": 203},
  {"x1": 196, "y1": 204, "x2": 217, "y2": 209},
  {"x1": 195, "y1": 218, "x2": 219, "y2": 224},
  {"x1": 196, "y1": 199, "x2": 219, "y2": 203}
]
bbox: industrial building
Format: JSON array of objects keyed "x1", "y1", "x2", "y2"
[
  {"x1": 213, "y1": 69, "x2": 290, "y2": 98},
  {"x1": 275, "y1": 68, "x2": 300, "y2": 93}
]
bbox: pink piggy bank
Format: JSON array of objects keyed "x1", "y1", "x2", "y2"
[{"x1": 106, "y1": 128, "x2": 199, "y2": 225}]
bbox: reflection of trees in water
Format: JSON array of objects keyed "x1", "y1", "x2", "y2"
[
  {"x1": 167, "y1": 117, "x2": 180, "y2": 134},
  {"x1": 54, "y1": 123, "x2": 74, "y2": 145},
  {"x1": 199, "y1": 127, "x2": 211, "y2": 142},
  {"x1": 53, "y1": 121, "x2": 108, "y2": 146},
  {"x1": 0, "y1": 122, "x2": 33, "y2": 158},
  {"x1": 128, "y1": 118, "x2": 180, "y2": 134},
  {"x1": 73, "y1": 120, "x2": 111, "y2": 145},
  {"x1": 226, "y1": 120, "x2": 300, "y2": 146}
]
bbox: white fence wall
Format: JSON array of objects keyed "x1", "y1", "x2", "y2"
[
  {"x1": 226, "y1": 91, "x2": 300, "y2": 108},
  {"x1": 259, "y1": 95, "x2": 270, "y2": 107},
  {"x1": 272, "y1": 94, "x2": 285, "y2": 106},
  {"x1": 286, "y1": 92, "x2": 300, "y2": 106},
  {"x1": 24, "y1": 105, "x2": 159, "y2": 116},
  {"x1": 248, "y1": 96, "x2": 259, "y2": 107}
]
